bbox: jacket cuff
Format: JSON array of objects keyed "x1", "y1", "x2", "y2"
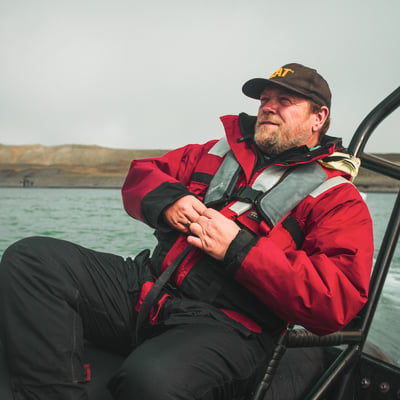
[
  {"x1": 223, "y1": 229, "x2": 259, "y2": 276},
  {"x1": 141, "y1": 181, "x2": 191, "y2": 229}
]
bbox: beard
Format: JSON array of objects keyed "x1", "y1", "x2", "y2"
[{"x1": 254, "y1": 123, "x2": 312, "y2": 156}]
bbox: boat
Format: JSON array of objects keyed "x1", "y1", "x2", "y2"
[{"x1": 0, "y1": 87, "x2": 399, "y2": 399}]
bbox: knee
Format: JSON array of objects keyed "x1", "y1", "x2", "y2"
[
  {"x1": 0, "y1": 236, "x2": 64, "y2": 292},
  {"x1": 1, "y1": 236, "x2": 49, "y2": 272},
  {"x1": 109, "y1": 354, "x2": 182, "y2": 400},
  {"x1": 2, "y1": 236, "x2": 51, "y2": 257}
]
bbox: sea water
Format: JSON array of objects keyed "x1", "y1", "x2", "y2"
[{"x1": 0, "y1": 188, "x2": 399, "y2": 366}]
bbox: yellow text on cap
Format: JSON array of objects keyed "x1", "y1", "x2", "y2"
[{"x1": 269, "y1": 67, "x2": 294, "y2": 79}]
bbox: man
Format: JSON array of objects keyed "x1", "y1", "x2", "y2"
[{"x1": 0, "y1": 63, "x2": 373, "y2": 400}]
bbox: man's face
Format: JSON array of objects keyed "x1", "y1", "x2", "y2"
[{"x1": 254, "y1": 86, "x2": 320, "y2": 155}]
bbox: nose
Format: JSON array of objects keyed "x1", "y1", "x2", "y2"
[{"x1": 260, "y1": 98, "x2": 278, "y2": 114}]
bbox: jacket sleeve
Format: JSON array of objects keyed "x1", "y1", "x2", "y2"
[
  {"x1": 122, "y1": 141, "x2": 216, "y2": 229},
  {"x1": 225, "y1": 183, "x2": 374, "y2": 335}
]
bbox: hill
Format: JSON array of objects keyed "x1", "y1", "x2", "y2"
[
  {"x1": 0, "y1": 144, "x2": 398, "y2": 191},
  {"x1": 0, "y1": 144, "x2": 167, "y2": 188}
]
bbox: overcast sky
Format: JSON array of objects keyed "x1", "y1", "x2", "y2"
[{"x1": 1, "y1": 0, "x2": 399, "y2": 153}]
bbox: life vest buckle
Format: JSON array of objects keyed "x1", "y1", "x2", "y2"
[{"x1": 233, "y1": 186, "x2": 263, "y2": 204}]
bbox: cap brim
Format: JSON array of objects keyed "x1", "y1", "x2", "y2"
[{"x1": 242, "y1": 78, "x2": 314, "y2": 102}]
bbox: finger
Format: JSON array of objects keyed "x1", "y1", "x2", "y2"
[
  {"x1": 187, "y1": 234, "x2": 202, "y2": 248},
  {"x1": 200, "y1": 208, "x2": 221, "y2": 221},
  {"x1": 170, "y1": 218, "x2": 191, "y2": 233},
  {"x1": 189, "y1": 219, "x2": 208, "y2": 235},
  {"x1": 187, "y1": 221, "x2": 199, "y2": 235},
  {"x1": 184, "y1": 221, "x2": 192, "y2": 231},
  {"x1": 185, "y1": 206, "x2": 205, "y2": 224},
  {"x1": 193, "y1": 201, "x2": 207, "y2": 215},
  {"x1": 176, "y1": 225, "x2": 190, "y2": 234}
]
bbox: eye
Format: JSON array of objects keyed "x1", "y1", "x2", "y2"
[{"x1": 279, "y1": 96, "x2": 292, "y2": 105}]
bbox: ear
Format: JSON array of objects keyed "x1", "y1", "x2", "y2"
[{"x1": 312, "y1": 106, "x2": 329, "y2": 133}]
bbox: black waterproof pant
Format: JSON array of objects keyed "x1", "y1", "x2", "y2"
[{"x1": 0, "y1": 237, "x2": 274, "y2": 400}]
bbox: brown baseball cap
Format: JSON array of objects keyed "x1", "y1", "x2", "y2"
[{"x1": 242, "y1": 63, "x2": 331, "y2": 109}]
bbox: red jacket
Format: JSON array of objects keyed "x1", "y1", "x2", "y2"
[{"x1": 122, "y1": 113, "x2": 374, "y2": 336}]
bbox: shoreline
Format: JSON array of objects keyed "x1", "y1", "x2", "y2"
[
  {"x1": 0, "y1": 166, "x2": 398, "y2": 192},
  {"x1": 1, "y1": 144, "x2": 398, "y2": 192},
  {"x1": 0, "y1": 187, "x2": 397, "y2": 194},
  {"x1": 0, "y1": 185, "x2": 397, "y2": 193}
]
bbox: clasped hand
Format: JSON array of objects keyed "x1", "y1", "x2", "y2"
[{"x1": 163, "y1": 195, "x2": 240, "y2": 260}]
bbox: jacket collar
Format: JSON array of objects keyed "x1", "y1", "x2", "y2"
[
  {"x1": 220, "y1": 113, "x2": 346, "y2": 182},
  {"x1": 222, "y1": 112, "x2": 344, "y2": 168}
]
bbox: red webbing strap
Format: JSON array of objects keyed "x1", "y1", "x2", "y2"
[{"x1": 135, "y1": 245, "x2": 192, "y2": 344}]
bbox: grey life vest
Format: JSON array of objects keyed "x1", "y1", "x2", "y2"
[{"x1": 203, "y1": 139, "x2": 349, "y2": 246}]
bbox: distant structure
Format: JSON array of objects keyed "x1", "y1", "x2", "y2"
[{"x1": 20, "y1": 175, "x2": 34, "y2": 187}]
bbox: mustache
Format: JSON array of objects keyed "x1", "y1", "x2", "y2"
[{"x1": 256, "y1": 118, "x2": 280, "y2": 126}]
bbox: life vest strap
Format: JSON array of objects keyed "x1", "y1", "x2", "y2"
[
  {"x1": 204, "y1": 151, "x2": 241, "y2": 207},
  {"x1": 256, "y1": 162, "x2": 328, "y2": 227}
]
